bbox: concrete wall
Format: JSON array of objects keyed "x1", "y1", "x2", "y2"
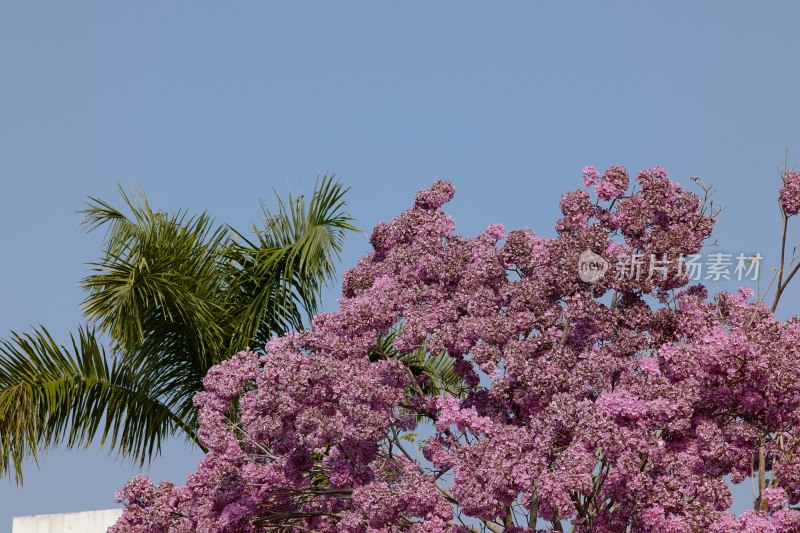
[{"x1": 12, "y1": 509, "x2": 122, "y2": 533}]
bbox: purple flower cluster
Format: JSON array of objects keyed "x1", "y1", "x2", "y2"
[
  {"x1": 780, "y1": 170, "x2": 800, "y2": 215},
  {"x1": 595, "y1": 165, "x2": 630, "y2": 201},
  {"x1": 112, "y1": 168, "x2": 800, "y2": 532}
]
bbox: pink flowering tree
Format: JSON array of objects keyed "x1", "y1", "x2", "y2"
[{"x1": 112, "y1": 167, "x2": 800, "y2": 532}]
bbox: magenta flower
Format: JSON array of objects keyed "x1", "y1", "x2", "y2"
[
  {"x1": 485, "y1": 223, "x2": 506, "y2": 241},
  {"x1": 780, "y1": 170, "x2": 800, "y2": 215},
  {"x1": 111, "y1": 169, "x2": 800, "y2": 532},
  {"x1": 595, "y1": 165, "x2": 630, "y2": 201},
  {"x1": 582, "y1": 165, "x2": 600, "y2": 186}
]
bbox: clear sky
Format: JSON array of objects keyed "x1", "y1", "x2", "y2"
[{"x1": 2, "y1": 1, "x2": 800, "y2": 530}]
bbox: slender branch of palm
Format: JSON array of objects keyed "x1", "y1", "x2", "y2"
[{"x1": 0, "y1": 326, "x2": 201, "y2": 485}]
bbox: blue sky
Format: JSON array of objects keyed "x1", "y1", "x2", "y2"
[{"x1": 2, "y1": 1, "x2": 800, "y2": 529}]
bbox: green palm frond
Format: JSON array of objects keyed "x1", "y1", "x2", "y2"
[
  {"x1": 80, "y1": 186, "x2": 230, "y2": 356},
  {"x1": 1, "y1": 176, "x2": 358, "y2": 483},
  {"x1": 401, "y1": 349, "x2": 465, "y2": 397},
  {"x1": 370, "y1": 332, "x2": 466, "y2": 397},
  {"x1": 226, "y1": 175, "x2": 358, "y2": 346},
  {"x1": 0, "y1": 326, "x2": 198, "y2": 485}
]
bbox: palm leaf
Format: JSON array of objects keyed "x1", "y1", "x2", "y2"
[
  {"x1": 0, "y1": 177, "x2": 358, "y2": 483},
  {"x1": 80, "y1": 187, "x2": 230, "y2": 355},
  {"x1": 370, "y1": 332, "x2": 466, "y2": 397},
  {"x1": 0, "y1": 326, "x2": 198, "y2": 485},
  {"x1": 225, "y1": 175, "x2": 358, "y2": 346}
]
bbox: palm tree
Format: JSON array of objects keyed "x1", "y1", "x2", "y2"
[{"x1": 0, "y1": 176, "x2": 357, "y2": 483}]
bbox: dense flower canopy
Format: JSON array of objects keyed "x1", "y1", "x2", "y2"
[{"x1": 112, "y1": 168, "x2": 800, "y2": 532}]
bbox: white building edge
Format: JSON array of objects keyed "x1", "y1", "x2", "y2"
[{"x1": 12, "y1": 509, "x2": 122, "y2": 533}]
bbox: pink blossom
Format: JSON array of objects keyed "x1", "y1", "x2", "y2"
[
  {"x1": 582, "y1": 165, "x2": 600, "y2": 186},
  {"x1": 780, "y1": 170, "x2": 800, "y2": 215},
  {"x1": 112, "y1": 172, "x2": 800, "y2": 532},
  {"x1": 764, "y1": 487, "x2": 789, "y2": 509},
  {"x1": 595, "y1": 165, "x2": 629, "y2": 201},
  {"x1": 485, "y1": 223, "x2": 506, "y2": 241}
]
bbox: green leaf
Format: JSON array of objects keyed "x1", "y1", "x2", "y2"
[
  {"x1": 0, "y1": 326, "x2": 200, "y2": 485},
  {"x1": 1, "y1": 176, "x2": 358, "y2": 483}
]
